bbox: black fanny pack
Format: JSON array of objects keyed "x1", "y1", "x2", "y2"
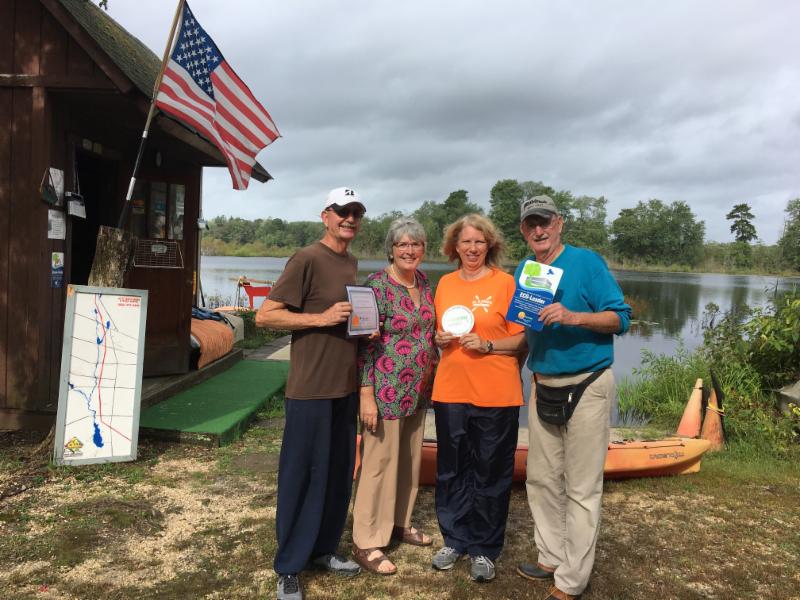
[{"x1": 535, "y1": 369, "x2": 606, "y2": 426}]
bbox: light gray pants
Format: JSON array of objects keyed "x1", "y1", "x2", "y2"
[{"x1": 526, "y1": 369, "x2": 614, "y2": 596}]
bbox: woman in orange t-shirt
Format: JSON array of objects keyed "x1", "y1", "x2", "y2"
[{"x1": 429, "y1": 214, "x2": 526, "y2": 583}]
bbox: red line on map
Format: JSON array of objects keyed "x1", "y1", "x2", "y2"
[{"x1": 94, "y1": 296, "x2": 131, "y2": 442}]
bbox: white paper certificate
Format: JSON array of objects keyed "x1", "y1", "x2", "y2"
[{"x1": 346, "y1": 285, "x2": 380, "y2": 337}]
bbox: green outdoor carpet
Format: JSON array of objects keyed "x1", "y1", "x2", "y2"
[{"x1": 139, "y1": 360, "x2": 289, "y2": 446}]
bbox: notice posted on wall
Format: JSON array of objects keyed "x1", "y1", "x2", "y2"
[
  {"x1": 505, "y1": 259, "x2": 563, "y2": 331},
  {"x1": 67, "y1": 193, "x2": 86, "y2": 218},
  {"x1": 51, "y1": 252, "x2": 64, "y2": 289},
  {"x1": 48, "y1": 209, "x2": 66, "y2": 240},
  {"x1": 50, "y1": 168, "x2": 64, "y2": 205}
]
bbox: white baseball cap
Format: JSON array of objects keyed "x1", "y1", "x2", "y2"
[{"x1": 324, "y1": 187, "x2": 365, "y2": 212}]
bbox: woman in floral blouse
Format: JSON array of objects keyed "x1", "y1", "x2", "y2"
[{"x1": 351, "y1": 217, "x2": 437, "y2": 576}]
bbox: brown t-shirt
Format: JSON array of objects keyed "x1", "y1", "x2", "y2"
[{"x1": 268, "y1": 242, "x2": 358, "y2": 399}]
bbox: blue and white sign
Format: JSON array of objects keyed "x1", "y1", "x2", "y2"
[{"x1": 506, "y1": 260, "x2": 563, "y2": 331}]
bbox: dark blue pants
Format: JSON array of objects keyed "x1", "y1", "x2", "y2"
[
  {"x1": 273, "y1": 394, "x2": 358, "y2": 575},
  {"x1": 434, "y1": 402, "x2": 519, "y2": 561}
]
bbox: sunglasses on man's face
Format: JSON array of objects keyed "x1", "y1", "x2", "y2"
[
  {"x1": 329, "y1": 205, "x2": 365, "y2": 220},
  {"x1": 523, "y1": 215, "x2": 556, "y2": 230}
]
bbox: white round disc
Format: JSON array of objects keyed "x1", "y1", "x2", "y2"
[{"x1": 441, "y1": 305, "x2": 475, "y2": 336}]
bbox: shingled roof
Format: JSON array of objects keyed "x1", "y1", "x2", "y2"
[{"x1": 56, "y1": 0, "x2": 272, "y2": 182}]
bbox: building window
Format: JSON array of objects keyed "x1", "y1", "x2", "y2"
[
  {"x1": 169, "y1": 184, "x2": 185, "y2": 240},
  {"x1": 130, "y1": 180, "x2": 185, "y2": 240},
  {"x1": 149, "y1": 181, "x2": 167, "y2": 238}
]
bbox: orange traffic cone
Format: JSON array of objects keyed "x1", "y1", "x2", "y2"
[
  {"x1": 676, "y1": 378, "x2": 703, "y2": 437},
  {"x1": 701, "y1": 385, "x2": 725, "y2": 451}
]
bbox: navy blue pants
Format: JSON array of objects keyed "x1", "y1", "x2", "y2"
[
  {"x1": 273, "y1": 394, "x2": 358, "y2": 575},
  {"x1": 434, "y1": 402, "x2": 519, "y2": 560}
]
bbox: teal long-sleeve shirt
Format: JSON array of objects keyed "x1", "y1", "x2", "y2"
[{"x1": 515, "y1": 245, "x2": 631, "y2": 375}]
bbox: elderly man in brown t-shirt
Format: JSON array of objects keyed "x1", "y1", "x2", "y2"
[{"x1": 257, "y1": 187, "x2": 366, "y2": 600}]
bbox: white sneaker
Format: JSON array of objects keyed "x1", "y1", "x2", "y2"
[
  {"x1": 432, "y1": 546, "x2": 464, "y2": 570},
  {"x1": 308, "y1": 553, "x2": 361, "y2": 576},
  {"x1": 470, "y1": 555, "x2": 496, "y2": 582}
]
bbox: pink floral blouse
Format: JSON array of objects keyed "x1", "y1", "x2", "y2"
[{"x1": 358, "y1": 269, "x2": 437, "y2": 419}]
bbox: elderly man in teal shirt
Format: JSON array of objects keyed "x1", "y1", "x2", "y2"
[{"x1": 493, "y1": 195, "x2": 630, "y2": 600}]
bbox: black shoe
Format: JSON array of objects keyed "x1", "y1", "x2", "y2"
[
  {"x1": 307, "y1": 553, "x2": 362, "y2": 576},
  {"x1": 277, "y1": 574, "x2": 303, "y2": 599},
  {"x1": 517, "y1": 562, "x2": 555, "y2": 581}
]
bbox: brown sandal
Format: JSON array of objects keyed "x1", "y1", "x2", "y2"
[
  {"x1": 352, "y1": 545, "x2": 397, "y2": 575},
  {"x1": 391, "y1": 525, "x2": 433, "y2": 547}
]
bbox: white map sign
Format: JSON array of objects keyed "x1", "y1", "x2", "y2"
[{"x1": 54, "y1": 285, "x2": 148, "y2": 466}]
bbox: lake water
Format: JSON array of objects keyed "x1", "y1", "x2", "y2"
[{"x1": 200, "y1": 255, "x2": 799, "y2": 424}]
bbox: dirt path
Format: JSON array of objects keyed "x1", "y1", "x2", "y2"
[{"x1": 2, "y1": 418, "x2": 798, "y2": 600}]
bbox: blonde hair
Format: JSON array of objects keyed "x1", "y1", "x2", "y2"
[{"x1": 441, "y1": 213, "x2": 505, "y2": 267}]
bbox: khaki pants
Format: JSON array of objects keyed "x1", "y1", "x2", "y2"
[
  {"x1": 352, "y1": 408, "x2": 426, "y2": 549},
  {"x1": 526, "y1": 369, "x2": 614, "y2": 596}
]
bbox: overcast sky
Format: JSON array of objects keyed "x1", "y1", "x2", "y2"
[{"x1": 105, "y1": 0, "x2": 800, "y2": 244}]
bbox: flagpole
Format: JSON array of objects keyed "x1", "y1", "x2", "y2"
[{"x1": 117, "y1": 0, "x2": 186, "y2": 229}]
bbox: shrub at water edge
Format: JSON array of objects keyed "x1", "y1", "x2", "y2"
[{"x1": 619, "y1": 292, "x2": 800, "y2": 457}]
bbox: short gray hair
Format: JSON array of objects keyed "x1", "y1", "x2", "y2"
[{"x1": 384, "y1": 217, "x2": 427, "y2": 260}]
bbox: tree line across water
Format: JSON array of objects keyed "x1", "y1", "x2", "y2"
[{"x1": 202, "y1": 179, "x2": 800, "y2": 273}]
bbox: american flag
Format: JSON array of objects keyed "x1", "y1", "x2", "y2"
[{"x1": 155, "y1": 2, "x2": 279, "y2": 189}]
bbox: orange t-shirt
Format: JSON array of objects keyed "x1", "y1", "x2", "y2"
[{"x1": 432, "y1": 268, "x2": 524, "y2": 407}]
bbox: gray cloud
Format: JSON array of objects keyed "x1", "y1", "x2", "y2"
[{"x1": 108, "y1": 0, "x2": 800, "y2": 243}]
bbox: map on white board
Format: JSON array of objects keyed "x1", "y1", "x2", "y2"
[{"x1": 54, "y1": 285, "x2": 148, "y2": 466}]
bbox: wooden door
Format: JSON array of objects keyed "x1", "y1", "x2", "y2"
[{"x1": 125, "y1": 178, "x2": 194, "y2": 376}]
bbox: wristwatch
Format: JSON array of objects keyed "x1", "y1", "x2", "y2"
[{"x1": 485, "y1": 340, "x2": 494, "y2": 354}]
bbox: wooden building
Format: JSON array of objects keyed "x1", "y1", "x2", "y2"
[{"x1": 0, "y1": 0, "x2": 271, "y2": 429}]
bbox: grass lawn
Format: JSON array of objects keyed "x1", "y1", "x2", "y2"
[{"x1": 2, "y1": 401, "x2": 798, "y2": 600}]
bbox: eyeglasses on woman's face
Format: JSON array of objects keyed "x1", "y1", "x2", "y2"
[{"x1": 394, "y1": 241, "x2": 424, "y2": 251}]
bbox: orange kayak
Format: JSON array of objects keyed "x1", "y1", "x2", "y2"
[{"x1": 354, "y1": 436, "x2": 711, "y2": 484}]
